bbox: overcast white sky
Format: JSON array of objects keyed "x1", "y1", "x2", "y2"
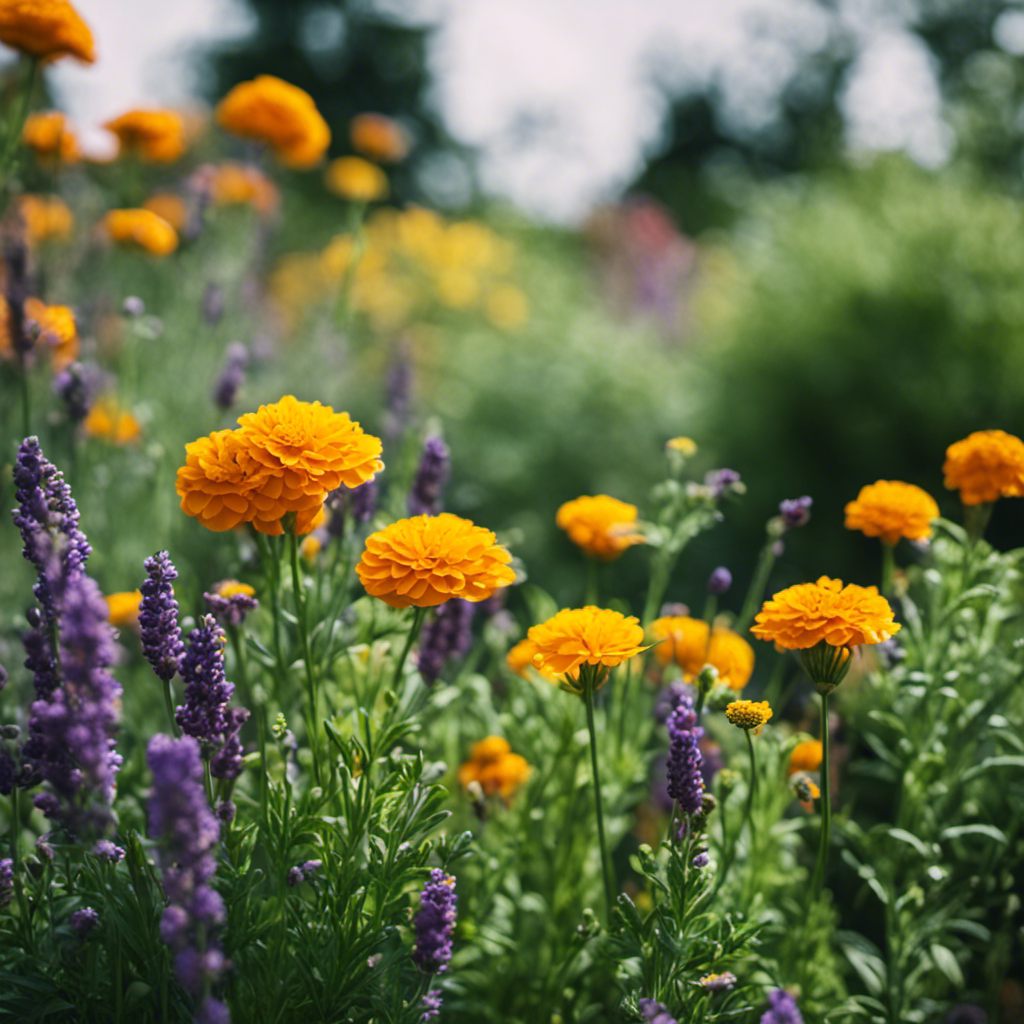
[{"x1": 31, "y1": 0, "x2": 955, "y2": 221}]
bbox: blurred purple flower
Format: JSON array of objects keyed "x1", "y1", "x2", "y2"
[
  {"x1": 413, "y1": 869, "x2": 457, "y2": 974},
  {"x1": 408, "y1": 436, "x2": 450, "y2": 517},
  {"x1": 779, "y1": 497, "x2": 812, "y2": 531},
  {"x1": 761, "y1": 989, "x2": 804, "y2": 1024},
  {"x1": 418, "y1": 599, "x2": 475, "y2": 685}
]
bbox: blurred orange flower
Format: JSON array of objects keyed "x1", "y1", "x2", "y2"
[
  {"x1": 943, "y1": 429, "x2": 1024, "y2": 506},
  {"x1": 216, "y1": 75, "x2": 330, "y2": 169},
  {"x1": 103, "y1": 209, "x2": 178, "y2": 256},
  {"x1": 0, "y1": 0, "x2": 95, "y2": 62},
  {"x1": 844, "y1": 480, "x2": 939, "y2": 545},
  {"x1": 505, "y1": 637, "x2": 558, "y2": 681},
  {"x1": 209, "y1": 162, "x2": 279, "y2": 214},
  {"x1": 527, "y1": 606, "x2": 648, "y2": 679},
  {"x1": 25, "y1": 296, "x2": 76, "y2": 369},
  {"x1": 84, "y1": 397, "x2": 141, "y2": 445},
  {"x1": 21, "y1": 109, "x2": 77, "y2": 162},
  {"x1": 556, "y1": 494, "x2": 644, "y2": 560},
  {"x1": 350, "y1": 112, "x2": 409, "y2": 163},
  {"x1": 142, "y1": 193, "x2": 187, "y2": 233},
  {"x1": 324, "y1": 156, "x2": 388, "y2": 202},
  {"x1": 105, "y1": 589, "x2": 142, "y2": 628},
  {"x1": 356, "y1": 513, "x2": 515, "y2": 609},
  {"x1": 788, "y1": 739, "x2": 823, "y2": 776},
  {"x1": 104, "y1": 109, "x2": 186, "y2": 163},
  {"x1": 19, "y1": 194, "x2": 72, "y2": 243},
  {"x1": 458, "y1": 736, "x2": 531, "y2": 802}
]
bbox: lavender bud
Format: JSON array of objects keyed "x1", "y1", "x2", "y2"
[
  {"x1": 408, "y1": 436, "x2": 450, "y2": 517},
  {"x1": 704, "y1": 468, "x2": 742, "y2": 498},
  {"x1": 420, "y1": 990, "x2": 443, "y2": 1021},
  {"x1": 701, "y1": 971, "x2": 736, "y2": 992},
  {"x1": 412, "y1": 869, "x2": 457, "y2": 974},
  {"x1": 286, "y1": 866, "x2": 304, "y2": 887},
  {"x1": 191, "y1": 885, "x2": 226, "y2": 927},
  {"x1": 215, "y1": 799, "x2": 236, "y2": 824},
  {"x1": 666, "y1": 695, "x2": 704, "y2": 817},
  {"x1": 122, "y1": 296, "x2": 145, "y2": 317},
  {"x1": 213, "y1": 341, "x2": 249, "y2": 410},
  {"x1": 707, "y1": 567, "x2": 732, "y2": 595},
  {"x1": 52, "y1": 362, "x2": 102, "y2": 423},
  {"x1": 384, "y1": 349, "x2": 412, "y2": 438},
  {"x1": 0, "y1": 858, "x2": 13, "y2": 909},
  {"x1": 761, "y1": 989, "x2": 804, "y2": 1024},
  {"x1": 70, "y1": 906, "x2": 99, "y2": 937},
  {"x1": 93, "y1": 839, "x2": 125, "y2": 863},
  {"x1": 202, "y1": 284, "x2": 225, "y2": 325},
  {"x1": 159, "y1": 905, "x2": 190, "y2": 946},
  {"x1": 779, "y1": 496, "x2": 812, "y2": 531},
  {"x1": 692, "y1": 849, "x2": 710, "y2": 869},
  {"x1": 417, "y1": 599, "x2": 475, "y2": 685},
  {"x1": 639, "y1": 999, "x2": 678, "y2": 1024},
  {"x1": 139, "y1": 552, "x2": 185, "y2": 683},
  {"x1": 195, "y1": 997, "x2": 231, "y2": 1024}
]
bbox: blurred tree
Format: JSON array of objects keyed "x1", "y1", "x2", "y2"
[{"x1": 198, "y1": 0, "x2": 473, "y2": 208}]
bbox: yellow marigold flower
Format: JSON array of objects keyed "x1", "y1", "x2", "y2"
[
  {"x1": 19, "y1": 194, "x2": 72, "y2": 243},
  {"x1": 105, "y1": 589, "x2": 141, "y2": 628},
  {"x1": 25, "y1": 297, "x2": 77, "y2": 370},
  {"x1": 477, "y1": 752, "x2": 531, "y2": 801},
  {"x1": 505, "y1": 637, "x2": 558, "y2": 681},
  {"x1": 213, "y1": 580, "x2": 255, "y2": 599},
  {"x1": 649, "y1": 615, "x2": 708, "y2": 669},
  {"x1": 705, "y1": 628, "x2": 755, "y2": 691},
  {"x1": 350, "y1": 112, "x2": 409, "y2": 163},
  {"x1": 104, "y1": 109, "x2": 186, "y2": 163},
  {"x1": 175, "y1": 429, "x2": 268, "y2": 532},
  {"x1": 751, "y1": 576, "x2": 900, "y2": 650},
  {"x1": 666, "y1": 436, "x2": 697, "y2": 456},
  {"x1": 943, "y1": 429, "x2": 1024, "y2": 506},
  {"x1": 84, "y1": 397, "x2": 141, "y2": 445},
  {"x1": 325, "y1": 156, "x2": 389, "y2": 202},
  {"x1": 356, "y1": 513, "x2": 516, "y2": 609},
  {"x1": 0, "y1": 0, "x2": 95, "y2": 63},
  {"x1": 22, "y1": 109, "x2": 77, "y2": 162},
  {"x1": 468, "y1": 736, "x2": 510, "y2": 764},
  {"x1": 300, "y1": 534, "x2": 321, "y2": 563},
  {"x1": 216, "y1": 75, "x2": 330, "y2": 169},
  {"x1": 103, "y1": 209, "x2": 178, "y2": 256},
  {"x1": 209, "y1": 162, "x2": 278, "y2": 214},
  {"x1": 787, "y1": 739, "x2": 823, "y2": 776},
  {"x1": 725, "y1": 699, "x2": 772, "y2": 734},
  {"x1": 555, "y1": 494, "x2": 645, "y2": 561},
  {"x1": 527, "y1": 606, "x2": 648, "y2": 680},
  {"x1": 142, "y1": 193, "x2": 187, "y2": 233},
  {"x1": 844, "y1": 480, "x2": 939, "y2": 545}
]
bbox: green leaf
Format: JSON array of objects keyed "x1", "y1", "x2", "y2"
[
  {"x1": 929, "y1": 944, "x2": 964, "y2": 987},
  {"x1": 939, "y1": 823, "x2": 1007, "y2": 844},
  {"x1": 961, "y1": 755, "x2": 1024, "y2": 783},
  {"x1": 883, "y1": 827, "x2": 933, "y2": 859}
]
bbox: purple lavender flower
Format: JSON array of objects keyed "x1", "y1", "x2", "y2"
[
  {"x1": 122, "y1": 296, "x2": 145, "y2": 317},
  {"x1": 408, "y1": 436, "x2": 450, "y2": 517},
  {"x1": 202, "y1": 284, "x2": 225, "y2": 326},
  {"x1": 383, "y1": 348, "x2": 412, "y2": 438},
  {"x1": 203, "y1": 587, "x2": 258, "y2": 629},
  {"x1": 666, "y1": 695, "x2": 704, "y2": 817},
  {"x1": 707, "y1": 567, "x2": 732, "y2": 595},
  {"x1": 417, "y1": 599, "x2": 475, "y2": 685},
  {"x1": 160, "y1": 905, "x2": 190, "y2": 946},
  {"x1": 70, "y1": 906, "x2": 99, "y2": 937},
  {"x1": 761, "y1": 989, "x2": 804, "y2": 1024},
  {"x1": 701, "y1": 971, "x2": 736, "y2": 992},
  {"x1": 779, "y1": 497, "x2": 812, "y2": 531},
  {"x1": 53, "y1": 363, "x2": 103, "y2": 423},
  {"x1": 209, "y1": 707, "x2": 250, "y2": 782},
  {"x1": 692, "y1": 849, "x2": 710, "y2": 869},
  {"x1": 93, "y1": 839, "x2": 125, "y2": 863},
  {"x1": 947, "y1": 1008, "x2": 987, "y2": 1024},
  {"x1": 421, "y1": 990, "x2": 443, "y2": 1021},
  {"x1": 0, "y1": 858, "x2": 12, "y2": 909},
  {"x1": 215, "y1": 799, "x2": 236, "y2": 824},
  {"x1": 176, "y1": 616, "x2": 234, "y2": 757},
  {"x1": 139, "y1": 552, "x2": 185, "y2": 683},
  {"x1": 704, "y1": 469, "x2": 741, "y2": 497},
  {"x1": 0, "y1": 662, "x2": 6, "y2": 691},
  {"x1": 191, "y1": 885, "x2": 226, "y2": 927},
  {"x1": 286, "y1": 859, "x2": 322, "y2": 885},
  {"x1": 213, "y1": 341, "x2": 248, "y2": 410},
  {"x1": 412, "y1": 869, "x2": 457, "y2": 974},
  {"x1": 195, "y1": 998, "x2": 231, "y2": 1024},
  {"x1": 0, "y1": 749, "x2": 15, "y2": 796},
  {"x1": 327, "y1": 478, "x2": 378, "y2": 538},
  {"x1": 639, "y1": 998, "x2": 677, "y2": 1024}
]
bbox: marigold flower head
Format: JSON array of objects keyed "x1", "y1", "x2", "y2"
[
  {"x1": 350, "y1": 112, "x2": 410, "y2": 163},
  {"x1": 22, "y1": 110, "x2": 78, "y2": 162},
  {"x1": 208, "y1": 162, "x2": 278, "y2": 214},
  {"x1": 104, "y1": 109, "x2": 186, "y2": 163},
  {"x1": 787, "y1": 739, "x2": 823, "y2": 776},
  {"x1": 649, "y1": 616, "x2": 754, "y2": 691},
  {"x1": 505, "y1": 637, "x2": 558, "y2": 681},
  {"x1": 943, "y1": 429, "x2": 1024, "y2": 506},
  {"x1": 556, "y1": 494, "x2": 644, "y2": 561},
  {"x1": 844, "y1": 480, "x2": 939, "y2": 545},
  {"x1": 356, "y1": 513, "x2": 515, "y2": 609},
  {"x1": 103, "y1": 209, "x2": 178, "y2": 256},
  {"x1": 751, "y1": 576, "x2": 900, "y2": 650},
  {"x1": 105, "y1": 589, "x2": 141, "y2": 628},
  {"x1": 0, "y1": 0, "x2": 95, "y2": 62},
  {"x1": 216, "y1": 75, "x2": 330, "y2": 169},
  {"x1": 299, "y1": 534, "x2": 321, "y2": 562},
  {"x1": 143, "y1": 193, "x2": 187, "y2": 233},
  {"x1": 527, "y1": 606, "x2": 648, "y2": 684},
  {"x1": 325, "y1": 156, "x2": 389, "y2": 202},
  {"x1": 457, "y1": 736, "x2": 530, "y2": 802},
  {"x1": 83, "y1": 397, "x2": 140, "y2": 445},
  {"x1": 19, "y1": 194, "x2": 72, "y2": 243},
  {"x1": 25, "y1": 296, "x2": 77, "y2": 369},
  {"x1": 175, "y1": 429, "x2": 268, "y2": 532},
  {"x1": 725, "y1": 699, "x2": 772, "y2": 734}
]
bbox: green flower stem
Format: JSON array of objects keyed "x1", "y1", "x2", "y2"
[
  {"x1": 17, "y1": 359, "x2": 30, "y2": 440},
  {"x1": 255, "y1": 531, "x2": 286, "y2": 698},
  {"x1": 390, "y1": 605, "x2": 427, "y2": 692},
  {"x1": 743, "y1": 729, "x2": 758, "y2": 839},
  {"x1": 582, "y1": 668, "x2": 615, "y2": 921},
  {"x1": 289, "y1": 528, "x2": 322, "y2": 788},
  {"x1": 0, "y1": 56, "x2": 39, "y2": 196},
  {"x1": 642, "y1": 553, "x2": 673, "y2": 625},
  {"x1": 735, "y1": 540, "x2": 777, "y2": 634},
  {"x1": 811, "y1": 691, "x2": 832, "y2": 897},
  {"x1": 584, "y1": 557, "x2": 599, "y2": 606},
  {"x1": 162, "y1": 677, "x2": 180, "y2": 737},
  {"x1": 881, "y1": 542, "x2": 896, "y2": 596},
  {"x1": 229, "y1": 625, "x2": 267, "y2": 818},
  {"x1": 8, "y1": 789, "x2": 29, "y2": 922}
]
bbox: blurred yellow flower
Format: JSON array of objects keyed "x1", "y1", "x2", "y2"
[
  {"x1": 325, "y1": 156, "x2": 388, "y2": 202},
  {"x1": 0, "y1": 0, "x2": 95, "y2": 62},
  {"x1": 103, "y1": 208, "x2": 178, "y2": 256},
  {"x1": 300, "y1": 534, "x2": 321, "y2": 563},
  {"x1": 844, "y1": 480, "x2": 939, "y2": 545},
  {"x1": 484, "y1": 284, "x2": 528, "y2": 330},
  {"x1": 350, "y1": 112, "x2": 409, "y2": 163},
  {"x1": 21, "y1": 109, "x2": 77, "y2": 162},
  {"x1": 943, "y1": 429, "x2": 1024, "y2": 506},
  {"x1": 104, "y1": 109, "x2": 186, "y2": 163},
  {"x1": 213, "y1": 580, "x2": 256, "y2": 599},
  {"x1": 648, "y1": 616, "x2": 754, "y2": 690},
  {"x1": 787, "y1": 739, "x2": 823, "y2": 776},
  {"x1": 666, "y1": 436, "x2": 697, "y2": 456},
  {"x1": 105, "y1": 589, "x2": 142, "y2": 628},
  {"x1": 457, "y1": 735, "x2": 530, "y2": 802},
  {"x1": 84, "y1": 398, "x2": 141, "y2": 445},
  {"x1": 556, "y1": 494, "x2": 644, "y2": 561},
  {"x1": 505, "y1": 637, "x2": 558, "y2": 681},
  {"x1": 19, "y1": 194, "x2": 72, "y2": 243},
  {"x1": 25, "y1": 296, "x2": 76, "y2": 369},
  {"x1": 142, "y1": 193, "x2": 187, "y2": 234}
]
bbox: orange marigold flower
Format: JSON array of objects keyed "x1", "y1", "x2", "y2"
[
  {"x1": 706, "y1": 628, "x2": 755, "y2": 691},
  {"x1": 300, "y1": 533, "x2": 321, "y2": 563},
  {"x1": 216, "y1": 75, "x2": 330, "y2": 169},
  {"x1": 19, "y1": 194, "x2": 72, "y2": 243},
  {"x1": 209, "y1": 162, "x2": 279, "y2": 214},
  {"x1": 105, "y1": 589, "x2": 141, "y2": 627},
  {"x1": 142, "y1": 193, "x2": 187, "y2": 233},
  {"x1": 104, "y1": 109, "x2": 186, "y2": 163},
  {"x1": 649, "y1": 615, "x2": 708, "y2": 669},
  {"x1": 844, "y1": 480, "x2": 939, "y2": 545},
  {"x1": 787, "y1": 739, "x2": 823, "y2": 776},
  {"x1": 527, "y1": 606, "x2": 648, "y2": 679},
  {"x1": 943, "y1": 429, "x2": 1024, "y2": 506},
  {"x1": 457, "y1": 736, "x2": 531, "y2": 802},
  {"x1": 103, "y1": 208, "x2": 178, "y2": 256},
  {"x1": 325, "y1": 156, "x2": 388, "y2": 202},
  {"x1": 555, "y1": 494, "x2": 644, "y2": 561},
  {"x1": 350, "y1": 112, "x2": 410, "y2": 163},
  {"x1": 725, "y1": 699, "x2": 772, "y2": 733},
  {"x1": 751, "y1": 576, "x2": 900, "y2": 650},
  {"x1": 505, "y1": 637, "x2": 558, "y2": 681},
  {"x1": 25, "y1": 296, "x2": 77, "y2": 369},
  {"x1": 83, "y1": 397, "x2": 141, "y2": 445},
  {"x1": 175, "y1": 429, "x2": 268, "y2": 532},
  {"x1": 356, "y1": 513, "x2": 516, "y2": 609},
  {"x1": 0, "y1": 0, "x2": 95, "y2": 63},
  {"x1": 22, "y1": 109, "x2": 78, "y2": 162}
]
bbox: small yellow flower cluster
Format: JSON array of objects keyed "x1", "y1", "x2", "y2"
[
  {"x1": 725, "y1": 700, "x2": 773, "y2": 733},
  {"x1": 457, "y1": 736, "x2": 530, "y2": 803}
]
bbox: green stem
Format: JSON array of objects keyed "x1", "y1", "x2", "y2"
[
  {"x1": 17, "y1": 358, "x2": 30, "y2": 440},
  {"x1": 642, "y1": 554, "x2": 672, "y2": 625},
  {"x1": 744, "y1": 729, "x2": 758, "y2": 839},
  {"x1": 584, "y1": 557, "x2": 599, "y2": 606},
  {"x1": 735, "y1": 540, "x2": 777, "y2": 634},
  {"x1": 811, "y1": 691, "x2": 832, "y2": 897},
  {"x1": 583, "y1": 669, "x2": 615, "y2": 920},
  {"x1": 256, "y1": 531, "x2": 286, "y2": 697},
  {"x1": 390, "y1": 605, "x2": 427, "y2": 692},
  {"x1": 289, "y1": 528, "x2": 321, "y2": 788},
  {"x1": 162, "y1": 677, "x2": 180, "y2": 737},
  {"x1": 881, "y1": 542, "x2": 895, "y2": 596},
  {"x1": 0, "y1": 57, "x2": 39, "y2": 197}
]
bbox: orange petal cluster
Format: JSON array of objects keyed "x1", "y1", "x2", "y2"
[
  {"x1": 751, "y1": 576, "x2": 900, "y2": 650},
  {"x1": 844, "y1": 480, "x2": 939, "y2": 545},
  {"x1": 177, "y1": 397, "x2": 380, "y2": 536},
  {"x1": 0, "y1": 0, "x2": 95, "y2": 62},
  {"x1": 350, "y1": 113, "x2": 410, "y2": 163},
  {"x1": 356, "y1": 513, "x2": 515, "y2": 609},
  {"x1": 143, "y1": 194, "x2": 187, "y2": 233},
  {"x1": 216, "y1": 75, "x2": 330, "y2": 169},
  {"x1": 325, "y1": 156, "x2": 389, "y2": 203},
  {"x1": 943, "y1": 429, "x2": 1024, "y2": 506},
  {"x1": 103, "y1": 209, "x2": 178, "y2": 256},
  {"x1": 527, "y1": 606, "x2": 648, "y2": 677},
  {"x1": 649, "y1": 616, "x2": 754, "y2": 691},
  {"x1": 457, "y1": 736, "x2": 531, "y2": 802},
  {"x1": 25, "y1": 297, "x2": 77, "y2": 369},
  {"x1": 21, "y1": 110, "x2": 78, "y2": 162},
  {"x1": 555, "y1": 494, "x2": 644, "y2": 561},
  {"x1": 505, "y1": 637, "x2": 558, "y2": 681},
  {"x1": 84, "y1": 397, "x2": 141, "y2": 445},
  {"x1": 787, "y1": 739, "x2": 823, "y2": 777},
  {"x1": 19, "y1": 194, "x2": 72, "y2": 243},
  {"x1": 208, "y1": 162, "x2": 279, "y2": 215},
  {"x1": 104, "y1": 109, "x2": 186, "y2": 163}
]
